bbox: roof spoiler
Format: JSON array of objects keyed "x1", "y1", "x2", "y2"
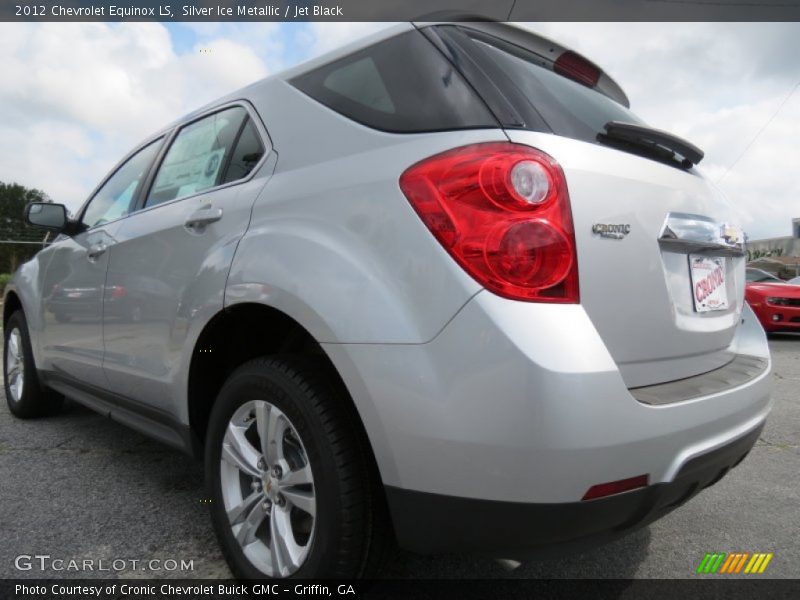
[{"x1": 414, "y1": 21, "x2": 630, "y2": 108}]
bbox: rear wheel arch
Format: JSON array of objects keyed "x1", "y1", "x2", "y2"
[{"x1": 186, "y1": 303, "x2": 381, "y2": 475}]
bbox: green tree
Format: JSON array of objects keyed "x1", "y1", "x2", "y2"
[{"x1": 0, "y1": 182, "x2": 51, "y2": 274}]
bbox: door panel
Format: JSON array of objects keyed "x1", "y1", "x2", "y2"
[
  {"x1": 39, "y1": 224, "x2": 122, "y2": 386},
  {"x1": 101, "y1": 180, "x2": 265, "y2": 410},
  {"x1": 36, "y1": 137, "x2": 164, "y2": 386},
  {"x1": 101, "y1": 104, "x2": 272, "y2": 413}
]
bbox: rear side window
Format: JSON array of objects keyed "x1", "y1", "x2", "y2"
[
  {"x1": 290, "y1": 30, "x2": 497, "y2": 133},
  {"x1": 458, "y1": 29, "x2": 645, "y2": 144},
  {"x1": 222, "y1": 118, "x2": 265, "y2": 184},
  {"x1": 147, "y1": 107, "x2": 248, "y2": 207}
]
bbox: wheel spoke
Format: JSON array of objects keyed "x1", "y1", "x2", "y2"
[
  {"x1": 235, "y1": 499, "x2": 268, "y2": 547},
  {"x1": 222, "y1": 425, "x2": 261, "y2": 478},
  {"x1": 265, "y1": 407, "x2": 287, "y2": 466},
  {"x1": 227, "y1": 490, "x2": 263, "y2": 525},
  {"x1": 269, "y1": 510, "x2": 287, "y2": 576},
  {"x1": 8, "y1": 332, "x2": 19, "y2": 359},
  {"x1": 255, "y1": 402, "x2": 271, "y2": 462},
  {"x1": 280, "y1": 462, "x2": 313, "y2": 487},
  {"x1": 281, "y1": 488, "x2": 316, "y2": 517},
  {"x1": 270, "y1": 509, "x2": 302, "y2": 575}
]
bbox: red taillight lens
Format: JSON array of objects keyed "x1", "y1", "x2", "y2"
[
  {"x1": 399, "y1": 143, "x2": 579, "y2": 303},
  {"x1": 553, "y1": 51, "x2": 601, "y2": 88},
  {"x1": 110, "y1": 285, "x2": 126, "y2": 298},
  {"x1": 582, "y1": 475, "x2": 649, "y2": 501}
]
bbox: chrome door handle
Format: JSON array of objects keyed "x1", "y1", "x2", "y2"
[
  {"x1": 184, "y1": 206, "x2": 223, "y2": 229},
  {"x1": 86, "y1": 242, "x2": 107, "y2": 260}
]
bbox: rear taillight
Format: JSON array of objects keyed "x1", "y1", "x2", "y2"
[
  {"x1": 553, "y1": 51, "x2": 601, "y2": 88},
  {"x1": 399, "y1": 143, "x2": 579, "y2": 303},
  {"x1": 109, "y1": 285, "x2": 126, "y2": 298}
]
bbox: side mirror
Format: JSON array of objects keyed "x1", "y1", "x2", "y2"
[{"x1": 25, "y1": 202, "x2": 68, "y2": 232}]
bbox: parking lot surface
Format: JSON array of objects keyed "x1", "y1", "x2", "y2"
[{"x1": 0, "y1": 336, "x2": 797, "y2": 579}]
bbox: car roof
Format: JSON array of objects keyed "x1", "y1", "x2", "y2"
[{"x1": 138, "y1": 22, "x2": 630, "y2": 150}]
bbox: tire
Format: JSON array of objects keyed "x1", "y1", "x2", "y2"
[
  {"x1": 205, "y1": 355, "x2": 391, "y2": 579},
  {"x1": 4, "y1": 310, "x2": 64, "y2": 418}
]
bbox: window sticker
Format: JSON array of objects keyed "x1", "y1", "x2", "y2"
[{"x1": 150, "y1": 111, "x2": 239, "y2": 204}]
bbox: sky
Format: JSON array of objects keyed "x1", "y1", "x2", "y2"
[{"x1": 0, "y1": 22, "x2": 798, "y2": 240}]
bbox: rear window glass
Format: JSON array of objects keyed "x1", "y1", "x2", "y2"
[
  {"x1": 464, "y1": 31, "x2": 645, "y2": 144},
  {"x1": 290, "y1": 30, "x2": 497, "y2": 133}
]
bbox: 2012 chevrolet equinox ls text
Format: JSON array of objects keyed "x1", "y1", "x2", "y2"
[{"x1": 3, "y1": 23, "x2": 771, "y2": 578}]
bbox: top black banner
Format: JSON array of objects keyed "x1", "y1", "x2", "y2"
[{"x1": 4, "y1": 0, "x2": 800, "y2": 22}]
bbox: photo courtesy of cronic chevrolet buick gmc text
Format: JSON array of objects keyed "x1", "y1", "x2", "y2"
[{"x1": 3, "y1": 23, "x2": 771, "y2": 579}]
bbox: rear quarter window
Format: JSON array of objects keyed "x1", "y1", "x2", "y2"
[{"x1": 289, "y1": 30, "x2": 498, "y2": 133}]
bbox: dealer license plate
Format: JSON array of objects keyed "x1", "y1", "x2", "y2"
[{"x1": 689, "y1": 255, "x2": 728, "y2": 312}]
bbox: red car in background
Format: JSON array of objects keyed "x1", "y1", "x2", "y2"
[{"x1": 745, "y1": 268, "x2": 800, "y2": 332}]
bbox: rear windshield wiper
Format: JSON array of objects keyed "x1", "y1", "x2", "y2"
[{"x1": 597, "y1": 121, "x2": 704, "y2": 169}]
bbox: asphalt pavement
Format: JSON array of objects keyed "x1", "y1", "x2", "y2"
[{"x1": 0, "y1": 336, "x2": 797, "y2": 579}]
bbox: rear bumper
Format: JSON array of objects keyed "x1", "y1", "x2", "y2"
[
  {"x1": 325, "y1": 291, "x2": 771, "y2": 555},
  {"x1": 386, "y1": 423, "x2": 763, "y2": 557},
  {"x1": 325, "y1": 293, "x2": 771, "y2": 502}
]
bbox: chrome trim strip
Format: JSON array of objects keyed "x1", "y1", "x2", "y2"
[{"x1": 658, "y1": 212, "x2": 745, "y2": 257}]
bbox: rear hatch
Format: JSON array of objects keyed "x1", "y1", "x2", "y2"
[{"x1": 427, "y1": 23, "x2": 747, "y2": 387}]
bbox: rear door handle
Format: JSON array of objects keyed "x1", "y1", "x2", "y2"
[
  {"x1": 184, "y1": 206, "x2": 223, "y2": 230},
  {"x1": 86, "y1": 242, "x2": 107, "y2": 260}
]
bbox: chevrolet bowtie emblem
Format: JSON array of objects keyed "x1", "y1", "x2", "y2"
[{"x1": 720, "y1": 223, "x2": 742, "y2": 245}]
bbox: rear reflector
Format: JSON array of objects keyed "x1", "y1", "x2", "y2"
[
  {"x1": 399, "y1": 143, "x2": 579, "y2": 303},
  {"x1": 554, "y1": 51, "x2": 601, "y2": 88},
  {"x1": 582, "y1": 474, "x2": 649, "y2": 501}
]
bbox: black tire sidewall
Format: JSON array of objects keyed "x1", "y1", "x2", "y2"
[{"x1": 205, "y1": 359, "x2": 362, "y2": 579}]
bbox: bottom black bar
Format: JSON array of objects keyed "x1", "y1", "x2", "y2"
[{"x1": 1, "y1": 579, "x2": 798, "y2": 600}]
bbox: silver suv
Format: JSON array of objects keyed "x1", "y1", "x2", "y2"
[{"x1": 4, "y1": 23, "x2": 771, "y2": 578}]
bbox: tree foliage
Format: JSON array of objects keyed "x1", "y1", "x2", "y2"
[
  {"x1": 0, "y1": 182, "x2": 51, "y2": 274},
  {"x1": 747, "y1": 247, "x2": 785, "y2": 262}
]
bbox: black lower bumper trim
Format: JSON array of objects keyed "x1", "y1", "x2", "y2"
[{"x1": 385, "y1": 423, "x2": 763, "y2": 558}]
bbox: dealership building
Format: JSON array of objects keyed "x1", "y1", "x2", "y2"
[
  {"x1": 747, "y1": 217, "x2": 800, "y2": 278},
  {"x1": 747, "y1": 217, "x2": 800, "y2": 256}
]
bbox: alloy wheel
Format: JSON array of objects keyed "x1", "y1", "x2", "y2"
[
  {"x1": 219, "y1": 399, "x2": 316, "y2": 577},
  {"x1": 5, "y1": 328, "x2": 25, "y2": 402}
]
